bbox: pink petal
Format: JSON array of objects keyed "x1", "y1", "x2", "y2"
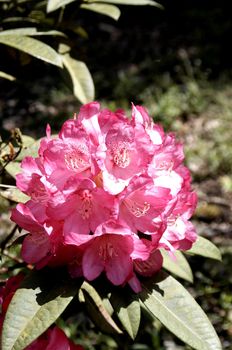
[
  {"x1": 64, "y1": 212, "x2": 90, "y2": 242},
  {"x1": 11, "y1": 204, "x2": 44, "y2": 233},
  {"x1": 46, "y1": 327, "x2": 70, "y2": 350},
  {"x1": 127, "y1": 274, "x2": 142, "y2": 293},
  {"x1": 82, "y1": 242, "x2": 104, "y2": 281},
  {"x1": 106, "y1": 253, "x2": 132, "y2": 285},
  {"x1": 131, "y1": 236, "x2": 150, "y2": 261},
  {"x1": 21, "y1": 232, "x2": 51, "y2": 264},
  {"x1": 134, "y1": 250, "x2": 163, "y2": 277},
  {"x1": 78, "y1": 102, "x2": 101, "y2": 144}
]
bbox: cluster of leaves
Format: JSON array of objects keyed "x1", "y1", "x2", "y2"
[
  {"x1": 0, "y1": 0, "x2": 161, "y2": 104},
  {"x1": 0, "y1": 133, "x2": 223, "y2": 350}
]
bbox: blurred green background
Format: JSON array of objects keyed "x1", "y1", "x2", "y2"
[{"x1": 0, "y1": 1, "x2": 232, "y2": 349}]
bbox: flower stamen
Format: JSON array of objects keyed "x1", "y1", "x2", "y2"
[{"x1": 124, "y1": 198, "x2": 150, "y2": 217}]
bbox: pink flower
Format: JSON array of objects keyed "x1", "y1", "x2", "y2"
[
  {"x1": 0, "y1": 274, "x2": 24, "y2": 333},
  {"x1": 41, "y1": 125, "x2": 93, "y2": 189},
  {"x1": 47, "y1": 178, "x2": 117, "y2": 240},
  {"x1": 26, "y1": 327, "x2": 83, "y2": 350},
  {"x1": 0, "y1": 274, "x2": 24, "y2": 317},
  {"x1": 148, "y1": 134, "x2": 185, "y2": 196},
  {"x1": 119, "y1": 175, "x2": 171, "y2": 234},
  {"x1": 97, "y1": 120, "x2": 152, "y2": 194},
  {"x1": 132, "y1": 104, "x2": 164, "y2": 146},
  {"x1": 68, "y1": 221, "x2": 149, "y2": 286},
  {"x1": 11, "y1": 202, "x2": 47, "y2": 232},
  {"x1": 77, "y1": 101, "x2": 102, "y2": 145},
  {"x1": 11, "y1": 202, "x2": 79, "y2": 268},
  {"x1": 159, "y1": 191, "x2": 197, "y2": 251},
  {"x1": 98, "y1": 107, "x2": 128, "y2": 135},
  {"x1": 11, "y1": 101, "x2": 198, "y2": 289},
  {"x1": 134, "y1": 249, "x2": 163, "y2": 277},
  {"x1": 16, "y1": 157, "x2": 44, "y2": 193}
]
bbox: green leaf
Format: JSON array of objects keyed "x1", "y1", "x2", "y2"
[
  {"x1": 47, "y1": 0, "x2": 76, "y2": 13},
  {"x1": 81, "y1": 3, "x2": 121, "y2": 20},
  {"x1": 32, "y1": 30, "x2": 66, "y2": 37},
  {"x1": 20, "y1": 135, "x2": 35, "y2": 146},
  {"x1": 186, "y1": 236, "x2": 222, "y2": 261},
  {"x1": 140, "y1": 272, "x2": 222, "y2": 350},
  {"x1": 0, "y1": 28, "x2": 38, "y2": 36},
  {"x1": 0, "y1": 187, "x2": 29, "y2": 203},
  {"x1": 0, "y1": 71, "x2": 16, "y2": 81},
  {"x1": 62, "y1": 52, "x2": 95, "y2": 104},
  {"x1": 110, "y1": 291, "x2": 141, "y2": 339},
  {"x1": 84, "y1": 0, "x2": 163, "y2": 9},
  {"x1": 17, "y1": 135, "x2": 59, "y2": 161},
  {"x1": 79, "y1": 281, "x2": 122, "y2": 334},
  {"x1": 161, "y1": 249, "x2": 193, "y2": 282},
  {"x1": 1, "y1": 271, "x2": 78, "y2": 350},
  {"x1": 0, "y1": 35, "x2": 62, "y2": 67},
  {"x1": 0, "y1": 28, "x2": 66, "y2": 37},
  {"x1": 16, "y1": 139, "x2": 41, "y2": 161},
  {"x1": 0, "y1": 134, "x2": 34, "y2": 162},
  {"x1": 5, "y1": 162, "x2": 21, "y2": 179}
]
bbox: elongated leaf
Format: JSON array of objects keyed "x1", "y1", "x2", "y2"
[
  {"x1": 47, "y1": 0, "x2": 76, "y2": 12},
  {"x1": 79, "y1": 281, "x2": 122, "y2": 334},
  {"x1": 0, "y1": 187, "x2": 29, "y2": 203},
  {"x1": 17, "y1": 135, "x2": 58, "y2": 161},
  {"x1": 161, "y1": 249, "x2": 193, "y2": 282},
  {"x1": 62, "y1": 53, "x2": 94, "y2": 104},
  {"x1": 0, "y1": 135, "x2": 34, "y2": 161},
  {"x1": 0, "y1": 71, "x2": 16, "y2": 81},
  {"x1": 16, "y1": 139, "x2": 41, "y2": 161},
  {"x1": 5, "y1": 162, "x2": 21, "y2": 178},
  {"x1": 2, "y1": 271, "x2": 78, "y2": 350},
  {"x1": 0, "y1": 28, "x2": 38, "y2": 36},
  {"x1": 140, "y1": 272, "x2": 222, "y2": 350},
  {"x1": 20, "y1": 134, "x2": 35, "y2": 146},
  {"x1": 5, "y1": 228, "x2": 27, "y2": 248},
  {"x1": 33, "y1": 30, "x2": 66, "y2": 37},
  {"x1": 85, "y1": 0, "x2": 163, "y2": 8},
  {"x1": 3, "y1": 17, "x2": 41, "y2": 24},
  {"x1": 81, "y1": 3, "x2": 120, "y2": 20},
  {"x1": 0, "y1": 28, "x2": 65, "y2": 37},
  {"x1": 0, "y1": 35, "x2": 62, "y2": 67},
  {"x1": 186, "y1": 236, "x2": 222, "y2": 261},
  {"x1": 110, "y1": 291, "x2": 141, "y2": 339}
]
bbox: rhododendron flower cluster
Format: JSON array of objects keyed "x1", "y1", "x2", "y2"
[
  {"x1": 0, "y1": 275, "x2": 84, "y2": 350},
  {"x1": 11, "y1": 102, "x2": 197, "y2": 292}
]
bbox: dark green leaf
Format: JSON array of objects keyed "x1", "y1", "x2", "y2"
[
  {"x1": 186, "y1": 236, "x2": 222, "y2": 261},
  {"x1": 161, "y1": 249, "x2": 193, "y2": 282},
  {"x1": 1, "y1": 271, "x2": 78, "y2": 350},
  {"x1": 80, "y1": 3, "x2": 121, "y2": 20},
  {"x1": 110, "y1": 291, "x2": 141, "y2": 339},
  {"x1": 79, "y1": 281, "x2": 122, "y2": 334},
  {"x1": 0, "y1": 35, "x2": 62, "y2": 67},
  {"x1": 140, "y1": 272, "x2": 222, "y2": 350}
]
